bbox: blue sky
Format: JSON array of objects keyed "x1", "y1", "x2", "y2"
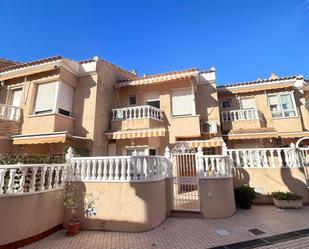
[{"x1": 0, "y1": 0, "x2": 308, "y2": 85}]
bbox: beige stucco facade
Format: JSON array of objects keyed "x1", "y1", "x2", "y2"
[
  {"x1": 0, "y1": 190, "x2": 63, "y2": 246},
  {"x1": 64, "y1": 180, "x2": 167, "y2": 232},
  {"x1": 233, "y1": 167, "x2": 309, "y2": 204}
]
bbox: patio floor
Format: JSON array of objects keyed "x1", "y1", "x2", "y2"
[{"x1": 22, "y1": 206, "x2": 309, "y2": 249}]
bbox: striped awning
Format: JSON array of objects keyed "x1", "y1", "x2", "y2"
[
  {"x1": 223, "y1": 128, "x2": 279, "y2": 140},
  {"x1": 105, "y1": 128, "x2": 166, "y2": 140},
  {"x1": 12, "y1": 132, "x2": 67, "y2": 145},
  {"x1": 185, "y1": 138, "x2": 224, "y2": 148},
  {"x1": 279, "y1": 131, "x2": 309, "y2": 139}
]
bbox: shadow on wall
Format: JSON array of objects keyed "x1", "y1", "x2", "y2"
[
  {"x1": 63, "y1": 180, "x2": 167, "y2": 232},
  {"x1": 72, "y1": 77, "x2": 97, "y2": 138}
]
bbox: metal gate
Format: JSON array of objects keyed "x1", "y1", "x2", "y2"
[{"x1": 171, "y1": 142, "x2": 200, "y2": 211}]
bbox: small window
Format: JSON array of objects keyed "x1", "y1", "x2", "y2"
[
  {"x1": 58, "y1": 108, "x2": 70, "y2": 117},
  {"x1": 172, "y1": 88, "x2": 194, "y2": 116},
  {"x1": 128, "y1": 96, "x2": 136, "y2": 106},
  {"x1": 222, "y1": 100, "x2": 232, "y2": 109},
  {"x1": 34, "y1": 82, "x2": 57, "y2": 115},
  {"x1": 147, "y1": 100, "x2": 160, "y2": 108},
  {"x1": 240, "y1": 98, "x2": 255, "y2": 110}
]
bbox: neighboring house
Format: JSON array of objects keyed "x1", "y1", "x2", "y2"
[
  {"x1": 106, "y1": 68, "x2": 223, "y2": 156},
  {"x1": 0, "y1": 58, "x2": 19, "y2": 70},
  {"x1": 218, "y1": 73, "x2": 309, "y2": 148},
  {"x1": 0, "y1": 56, "x2": 135, "y2": 155},
  {"x1": 0, "y1": 55, "x2": 308, "y2": 156}
]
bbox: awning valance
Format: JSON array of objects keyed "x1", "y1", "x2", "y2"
[
  {"x1": 184, "y1": 138, "x2": 224, "y2": 148},
  {"x1": 13, "y1": 133, "x2": 67, "y2": 145},
  {"x1": 12, "y1": 132, "x2": 90, "y2": 145},
  {"x1": 106, "y1": 128, "x2": 166, "y2": 140},
  {"x1": 279, "y1": 131, "x2": 309, "y2": 139},
  {"x1": 223, "y1": 128, "x2": 279, "y2": 140}
]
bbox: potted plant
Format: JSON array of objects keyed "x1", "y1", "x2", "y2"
[
  {"x1": 59, "y1": 183, "x2": 80, "y2": 236},
  {"x1": 272, "y1": 191, "x2": 303, "y2": 209},
  {"x1": 234, "y1": 185, "x2": 256, "y2": 209}
]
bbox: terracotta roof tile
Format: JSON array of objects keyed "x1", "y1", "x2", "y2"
[
  {"x1": 218, "y1": 75, "x2": 303, "y2": 89},
  {"x1": 0, "y1": 56, "x2": 62, "y2": 73},
  {"x1": 116, "y1": 68, "x2": 199, "y2": 88}
]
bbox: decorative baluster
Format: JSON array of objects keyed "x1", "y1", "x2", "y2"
[
  {"x1": 205, "y1": 157, "x2": 209, "y2": 175},
  {"x1": 269, "y1": 150, "x2": 275, "y2": 167},
  {"x1": 18, "y1": 167, "x2": 28, "y2": 193},
  {"x1": 132, "y1": 157, "x2": 137, "y2": 181},
  {"x1": 121, "y1": 158, "x2": 126, "y2": 180},
  {"x1": 242, "y1": 151, "x2": 248, "y2": 167},
  {"x1": 6, "y1": 168, "x2": 17, "y2": 194},
  {"x1": 47, "y1": 167, "x2": 54, "y2": 190},
  {"x1": 29, "y1": 167, "x2": 38, "y2": 192},
  {"x1": 54, "y1": 166, "x2": 60, "y2": 188},
  {"x1": 103, "y1": 159, "x2": 108, "y2": 180},
  {"x1": 74, "y1": 160, "x2": 81, "y2": 181},
  {"x1": 277, "y1": 149, "x2": 283, "y2": 167},
  {"x1": 248, "y1": 150, "x2": 254, "y2": 167},
  {"x1": 97, "y1": 160, "x2": 103, "y2": 180},
  {"x1": 91, "y1": 160, "x2": 97, "y2": 180},
  {"x1": 256, "y1": 150, "x2": 262, "y2": 167},
  {"x1": 0, "y1": 169, "x2": 6, "y2": 194},
  {"x1": 126, "y1": 158, "x2": 131, "y2": 180},
  {"x1": 143, "y1": 157, "x2": 148, "y2": 180},
  {"x1": 215, "y1": 158, "x2": 220, "y2": 175},
  {"x1": 235, "y1": 151, "x2": 240, "y2": 167},
  {"x1": 115, "y1": 159, "x2": 120, "y2": 180},
  {"x1": 80, "y1": 160, "x2": 86, "y2": 180},
  {"x1": 59, "y1": 166, "x2": 65, "y2": 187},
  {"x1": 85, "y1": 160, "x2": 91, "y2": 180},
  {"x1": 108, "y1": 159, "x2": 114, "y2": 180},
  {"x1": 210, "y1": 157, "x2": 215, "y2": 174}
]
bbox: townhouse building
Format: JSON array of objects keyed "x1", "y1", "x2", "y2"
[
  {"x1": 0, "y1": 56, "x2": 134, "y2": 155},
  {"x1": 218, "y1": 74, "x2": 309, "y2": 148},
  {"x1": 0, "y1": 55, "x2": 308, "y2": 156}
]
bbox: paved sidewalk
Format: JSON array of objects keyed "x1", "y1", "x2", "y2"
[{"x1": 23, "y1": 206, "x2": 309, "y2": 249}]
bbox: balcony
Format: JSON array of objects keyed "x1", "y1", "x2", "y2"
[
  {"x1": 111, "y1": 105, "x2": 164, "y2": 131},
  {"x1": 220, "y1": 109, "x2": 263, "y2": 131},
  {"x1": 0, "y1": 103, "x2": 22, "y2": 122}
]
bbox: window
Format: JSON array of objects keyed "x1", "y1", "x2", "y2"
[
  {"x1": 221, "y1": 100, "x2": 232, "y2": 109},
  {"x1": 240, "y1": 98, "x2": 255, "y2": 109},
  {"x1": 268, "y1": 92, "x2": 297, "y2": 118},
  {"x1": 147, "y1": 99, "x2": 160, "y2": 108},
  {"x1": 33, "y1": 81, "x2": 73, "y2": 116},
  {"x1": 10, "y1": 88, "x2": 22, "y2": 107},
  {"x1": 126, "y1": 148, "x2": 146, "y2": 156},
  {"x1": 34, "y1": 82, "x2": 57, "y2": 115},
  {"x1": 128, "y1": 96, "x2": 136, "y2": 106},
  {"x1": 172, "y1": 88, "x2": 195, "y2": 116}
]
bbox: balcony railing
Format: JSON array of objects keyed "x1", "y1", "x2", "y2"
[
  {"x1": 112, "y1": 105, "x2": 163, "y2": 121},
  {"x1": 221, "y1": 109, "x2": 259, "y2": 122},
  {"x1": 0, "y1": 104, "x2": 22, "y2": 122}
]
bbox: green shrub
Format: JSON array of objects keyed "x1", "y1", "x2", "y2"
[
  {"x1": 0, "y1": 154, "x2": 65, "y2": 165},
  {"x1": 272, "y1": 191, "x2": 302, "y2": 201},
  {"x1": 234, "y1": 185, "x2": 256, "y2": 209}
]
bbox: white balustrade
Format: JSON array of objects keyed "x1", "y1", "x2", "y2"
[
  {"x1": 0, "y1": 103, "x2": 22, "y2": 122},
  {"x1": 0, "y1": 164, "x2": 66, "y2": 195},
  {"x1": 112, "y1": 105, "x2": 163, "y2": 121},
  {"x1": 221, "y1": 109, "x2": 259, "y2": 122},
  {"x1": 227, "y1": 146, "x2": 309, "y2": 168},
  {"x1": 199, "y1": 155, "x2": 232, "y2": 177},
  {"x1": 68, "y1": 156, "x2": 168, "y2": 182}
]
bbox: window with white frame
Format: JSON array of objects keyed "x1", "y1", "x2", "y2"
[
  {"x1": 221, "y1": 99, "x2": 232, "y2": 109},
  {"x1": 172, "y1": 88, "x2": 195, "y2": 116},
  {"x1": 10, "y1": 88, "x2": 22, "y2": 107},
  {"x1": 34, "y1": 81, "x2": 73, "y2": 116},
  {"x1": 240, "y1": 97, "x2": 255, "y2": 109},
  {"x1": 268, "y1": 92, "x2": 297, "y2": 118},
  {"x1": 34, "y1": 82, "x2": 57, "y2": 115}
]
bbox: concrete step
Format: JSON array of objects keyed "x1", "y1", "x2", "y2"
[{"x1": 170, "y1": 210, "x2": 202, "y2": 218}]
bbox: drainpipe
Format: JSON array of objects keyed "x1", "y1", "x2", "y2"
[{"x1": 189, "y1": 78, "x2": 197, "y2": 115}]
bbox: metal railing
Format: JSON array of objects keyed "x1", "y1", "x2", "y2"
[{"x1": 112, "y1": 105, "x2": 163, "y2": 121}]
